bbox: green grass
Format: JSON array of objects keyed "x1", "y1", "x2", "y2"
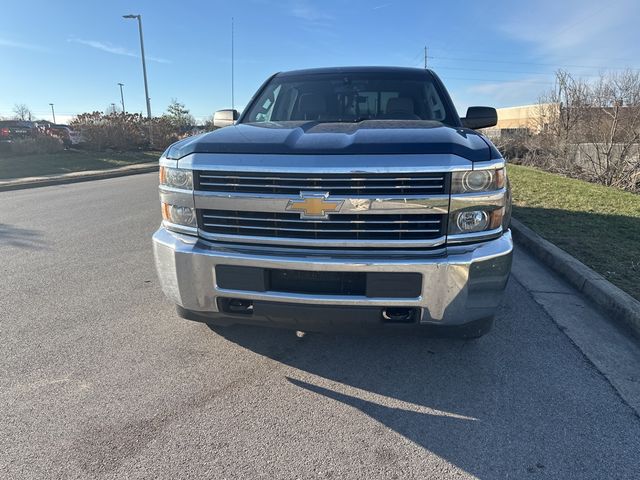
[
  {"x1": 0, "y1": 149, "x2": 159, "y2": 180},
  {"x1": 508, "y1": 164, "x2": 640, "y2": 300}
]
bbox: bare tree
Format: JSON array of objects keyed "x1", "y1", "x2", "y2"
[
  {"x1": 511, "y1": 69, "x2": 640, "y2": 192},
  {"x1": 13, "y1": 104, "x2": 32, "y2": 121},
  {"x1": 579, "y1": 70, "x2": 640, "y2": 189}
]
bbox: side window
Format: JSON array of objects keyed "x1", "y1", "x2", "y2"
[{"x1": 253, "y1": 85, "x2": 281, "y2": 122}]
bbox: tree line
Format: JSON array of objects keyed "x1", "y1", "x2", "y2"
[{"x1": 496, "y1": 69, "x2": 640, "y2": 192}]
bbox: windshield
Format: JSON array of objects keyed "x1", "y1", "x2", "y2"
[{"x1": 242, "y1": 72, "x2": 457, "y2": 125}]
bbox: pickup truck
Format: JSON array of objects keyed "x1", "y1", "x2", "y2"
[
  {"x1": 0, "y1": 120, "x2": 37, "y2": 143},
  {"x1": 153, "y1": 67, "x2": 512, "y2": 338}
]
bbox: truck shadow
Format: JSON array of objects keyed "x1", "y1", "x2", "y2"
[
  {"x1": 208, "y1": 279, "x2": 640, "y2": 477},
  {"x1": 0, "y1": 223, "x2": 47, "y2": 250}
]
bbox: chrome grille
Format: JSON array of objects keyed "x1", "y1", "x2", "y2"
[
  {"x1": 199, "y1": 210, "x2": 445, "y2": 241},
  {"x1": 195, "y1": 171, "x2": 448, "y2": 196}
]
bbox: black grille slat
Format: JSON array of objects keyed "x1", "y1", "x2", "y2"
[
  {"x1": 199, "y1": 210, "x2": 444, "y2": 242},
  {"x1": 196, "y1": 171, "x2": 448, "y2": 196}
]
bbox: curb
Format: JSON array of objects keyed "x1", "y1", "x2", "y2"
[
  {"x1": 0, "y1": 162, "x2": 159, "y2": 192},
  {"x1": 511, "y1": 218, "x2": 640, "y2": 338}
]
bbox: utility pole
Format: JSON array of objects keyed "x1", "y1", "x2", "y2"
[
  {"x1": 424, "y1": 46, "x2": 428, "y2": 69},
  {"x1": 118, "y1": 83, "x2": 126, "y2": 113},
  {"x1": 122, "y1": 14, "x2": 151, "y2": 119},
  {"x1": 49, "y1": 103, "x2": 56, "y2": 124},
  {"x1": 231, "y1": 17, "x2": 235, "y2": 113},
  {"x1": 123, "y1": 13, "x2": 152, "y2": 145},
  {"x1": 110, "y1": 103, "x2": 117, "y2": 114}
]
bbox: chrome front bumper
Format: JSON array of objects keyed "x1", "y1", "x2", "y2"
[{"x1": 152, "y1": 227, "x2": 513, "y2": 327}]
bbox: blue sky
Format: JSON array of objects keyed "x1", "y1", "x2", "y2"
[{"x1": 2, "y1": 0, "x2": 639, "y2": 123}]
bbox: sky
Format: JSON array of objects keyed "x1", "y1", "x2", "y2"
[{"x1": 2, "y1": 0, "x2": 639, "y2": 124}]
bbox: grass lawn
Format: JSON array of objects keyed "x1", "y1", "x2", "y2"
[
  {"x1": 508, "y1": 164, "x2": 640, "y2": 300},
  {"x1": 0, "y1": 149, "x2": 159, "y2": 180}
]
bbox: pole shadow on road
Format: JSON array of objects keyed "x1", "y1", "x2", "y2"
[
  {"x1": 207, "y1": 282, "x2": 640, "y2": 478},
  {"x1": 0, "y1": 223, "x2": 47, "y2": 249}
]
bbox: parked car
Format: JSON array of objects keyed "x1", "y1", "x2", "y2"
[
  {"x1": 45, "y1": 125, "x2": 73, "y2": 148},
  {"x1": 153, "y1": 66, "x2": 512, "y2": 338},
  {"x1": 68, "y1": 128, "x2": 85, "y2": 146},
  {"x1": 0, "y1": 120, "x2": 37, "y2": 143}
]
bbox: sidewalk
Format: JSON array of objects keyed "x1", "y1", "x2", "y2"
[{"x1": 0, "y1": 162, "x2": 158, "y2": 192}]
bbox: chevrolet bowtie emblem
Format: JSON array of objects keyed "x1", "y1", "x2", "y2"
[{"x1": 286, "y1": 192, "x2": 344, "y2": 219}]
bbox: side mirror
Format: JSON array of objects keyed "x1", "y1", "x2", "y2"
[
  {"x1": 461, "y1": 106, "x2": 497, "y2": 130},
  {"x1": 213, "y1": 109, "x2": 239, "y2": 128}
]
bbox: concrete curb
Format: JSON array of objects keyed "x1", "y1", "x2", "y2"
[
  {"x1": 511, "y1": 218, "x2": 640, "y2": 338},
  {"x1": 0, "y1": 162, "x2": 159, "y2": 192}
]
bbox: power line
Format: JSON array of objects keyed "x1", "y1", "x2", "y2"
[
  {"x1": 430, "y1": 55, "x2": 640, "y2": 71},
  {"x1": 437, "y1": 75, "x2": 553, "y2": 85},
  {"x1": 419, "y1": 44, "x2": 640, "y2": 65},
  {"x1": 428, "y1": 64, "x2": 608, "y2": 79}
]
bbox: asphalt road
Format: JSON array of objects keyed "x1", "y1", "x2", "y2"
[{"x1": 2, "y1": 173, "x2": 640, "y2": 479}]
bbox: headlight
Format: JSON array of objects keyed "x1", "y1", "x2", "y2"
[
  {"x1": 159, "y1": 166, "x2": 193, "y2": 189},
  {"x1": 161, "y1": 203, "x2": 196, "y2": 227},
  {"x1": 451, "y1": 168, "x2": 505, "y2": 193}
]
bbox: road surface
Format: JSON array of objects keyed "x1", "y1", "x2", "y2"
[{"x1": 2, "y1": 173, "x2": 640, "y2": 479}]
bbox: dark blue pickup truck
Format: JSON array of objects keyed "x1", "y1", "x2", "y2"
[{"x1": 153, "y1": 67, "x2": 512, "y2": 338}]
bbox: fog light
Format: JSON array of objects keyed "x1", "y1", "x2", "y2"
[
  {"x1": 456, "y1": 210, "x2": 489, "y2": 232},
  {"x1": 161, "y1": 203, "x2": 196, "y2": 227}
]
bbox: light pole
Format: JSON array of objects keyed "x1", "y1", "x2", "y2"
[
  {"x1": 118, "y1": 83, "x2": 126, "y2": 113},
  {"x1": 49, "y1": 103, "x2": 56, "y2": 124},
  {"x1": 122, "y1": 14, "x2": 151, "y2": 119}
]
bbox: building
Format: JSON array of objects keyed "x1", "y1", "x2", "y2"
[{"x1": 483, "y1": 103, "x2": 559, "y2": 138}]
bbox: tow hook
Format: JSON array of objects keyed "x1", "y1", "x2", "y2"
[{"x1": 382, "y1": 307, "x2": 416, "y2": 323}]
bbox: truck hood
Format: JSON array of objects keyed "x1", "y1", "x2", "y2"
[{"x1": 165, "y1": 120, "x2": 499, "y2": 161}]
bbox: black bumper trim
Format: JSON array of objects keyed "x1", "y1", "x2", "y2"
[{"x1": 176, "y1": 303, "x2": 493, "y2": 338}]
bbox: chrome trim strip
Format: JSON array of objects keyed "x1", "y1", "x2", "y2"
[
  {"x1": 159, "y1": 186, "x2": 195, "y2": 207},
  {"x1": 201, "y1": 214, "x2": 441, "y2": 224},
  {"x1": 180, "y1": 152, "x2": 474, "y2": 173},
  {"x1": 447, "y1": 227, "x2": 503, "y2": 244},
  {"x1": 197, "y1": 230, "x2": 447, "y2": 248},
  {"x1": 162, "y1": 221, "x2": 198, "y2": 236},
  {"x1": 214, "y1": 288, "x2": 424, "y2": 307},
  {"x1": 198, "y1": 181, "x2": 444, "y2": 191},
  {"x1": 197, "y1": 237, "x2": 448, "y2": 259},
  {"x1": 194, "y1": 192, "x2": 451, "y2": 215},
  {"x1": 449, "y1": 188, "x2": 506, "y2": 211},
  {"x1": 159, "y1": 156, "x2": 177, "y2": 168},
  {"x1": 472, "y1": 159, "x2": 505, "y2": 170}
]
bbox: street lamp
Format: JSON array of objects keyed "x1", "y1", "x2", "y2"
[
  {"x1": 122, "y1": 14, "x2": 151, "y2": 119},
  {"x1": 49, "y1": 103, "x2": 56, "y2": 124},
  {"x1": 118, "y1": 83, "x2": 126, "y2": 113}
]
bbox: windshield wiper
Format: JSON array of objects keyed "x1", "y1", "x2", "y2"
[{"x1": 313, "y1": 117, "x2": 372, "y2": 123}]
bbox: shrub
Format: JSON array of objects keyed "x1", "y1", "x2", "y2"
[
  {"x1": 71, "y1": 112, "x2": 149, "y2": 151},
  {"x1": 9, "y1": 136, "x2": 64, "y2": 155},
  {"x1": 150, "y1": 116, "x2": 181, "y2": 150},
  {"x1": 70, "y1": 111, "x2": 189, "y2": 152}
]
